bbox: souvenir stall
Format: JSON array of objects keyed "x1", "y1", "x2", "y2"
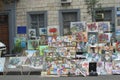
[{"x1": 0, "y1": 21, "x2": 120, "y2": 77}]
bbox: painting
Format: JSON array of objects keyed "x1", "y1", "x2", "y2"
[
  {"x1": 87, "y1": 22, "x2": 98, "y2": 32},
  {"x1": 39, "y1": 28, "x2": 47, "y2": 35},
  {"x1": 39, "y1": 35, "x2": 48, "y2": 45},
  {"x1": 47, "y1": 26, "x2": 59, "y2": 36},
  {"x1": 98, "y1": 22, "x2": 110, "y2": 33},
  {"x1": 76, "y1": 32, "x2": 88, "y2": 42},
  {"x1": 70, "y1": 22, "x2": 86, "y2": 34},
  {"x1": 23, "y1": 50, "x2": 39, "y2": 57},
  {"x1": 28, "y1": 29, "x2": 36, "y2": 38},
  {"x1": 39, "y1": 45, "x2": 48, "y2": 56},
  {"x1": 8, "y1": 57, "x2": 26, "y2": 68},
  {"x1": 112, "y1": 60, "x2": 120, "y2": 74},
  {"x1": 98, "y1": 33, "x2": 112, "y2": 43},
  {"x1": 88, "y1": 32, "x2": 98, "y2": 45},
  {"x1": 27, "y1": 40, "x2": 39, "y2": 50},
  {"x1": 0, "y1": 58, "x2": 5, "y2": 72}
]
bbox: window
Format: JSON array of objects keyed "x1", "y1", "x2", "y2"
[
  {"x1": 59, "y1": 9, "x2": 80, "y2": 35},
  {"x1": 95, "y1": 7, "x2": 115, "y2": 32},
  {"x1": 27, "y1": 11, "x2": 47, "y2": 37}
]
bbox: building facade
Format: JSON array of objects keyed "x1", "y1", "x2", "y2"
[{"x1": 0, "y1": 0, "x2": 120, "y2": 53}]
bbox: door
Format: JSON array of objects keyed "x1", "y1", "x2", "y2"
[{"x1": 0, "y1": 14, "x2": 9, "y2": 52}]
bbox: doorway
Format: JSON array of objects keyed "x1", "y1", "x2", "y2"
[{"x1": 0, "y1": 14, "x2": 9, "y2": 53}]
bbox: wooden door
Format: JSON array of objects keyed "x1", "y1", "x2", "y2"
[{"x1": 0, "y1": 15, "x2": 9, "y2": 52}]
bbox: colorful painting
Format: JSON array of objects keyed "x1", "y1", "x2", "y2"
[
  {"x1": 105, "y1": 62, "x2": 113, "y2": 75},
  {"x1": 23, "y1": 50, "x2": 39, "y2": 57},
  {"x1": 97, "y1": 62, "x2": 106, "y2": 75},
  {"x1": 116, "y1": 41, "x2": 120, "y2": 52},
  {"x1": 0, "y1": 58, "x2": 5, "y2": 72},
  {"x1": 27, "y1": 40, "x2": 39, "y2": 50},
  {"x1": 28, "y1": 29, "x2": 36, "y2": 38},
  {"x1": 98, "y1": 33, "x2": 112, "y2": 43},
  {"x1": 14, "y1": 37, "x2": 27, "y2": 48},
  {"x1": 39, "y1": 45, "x2": 48, "y2": 56},
  {"x1": 8, "y1": 57, "x2": 26, "y2": 68},
  {"x1": 87, "y1": 22, "x2": 98, "y2": 32},
  {"x1": 76, "y1": 32, "x2": 88, "y2": 42},
  {"x1": 98, "y1": 22, "x2": 110, "y2": 33},
  {"x1": 39, "y1": 28, "x2": 47, "y2": 35},
  {"x1": 116, "y1": 30, "x2": 120, "y2": 41},
  {"x1": 47, "y1": 26, "x2": 59, "y2": 36},
  {"x1": 39, "y1": 35, "x2": 48, "y2": 45},
  {"x1": 29, "y1": 57, "x2": 43, "y2": 69},
  {"x1": 70, "y1": 22, "x2": 86, "y2": 34},
  {"x1": 112, "y1": 60, "x2": 120, "y2": 74},
  {"x1": 88, "y1": 32, "x2": 98, "y2": 45}
]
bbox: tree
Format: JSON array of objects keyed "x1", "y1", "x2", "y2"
[{"x1": 84, "y1": 0, "x2": 102, "y2": 21}]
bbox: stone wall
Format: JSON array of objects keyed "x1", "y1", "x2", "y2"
[{"x1": 16, "y1": 0, "x2": 119, "y2": 28}]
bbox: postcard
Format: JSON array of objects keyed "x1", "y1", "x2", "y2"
[{"x1": 70, "y1": 21, "x2": 86, "y2": 34}]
